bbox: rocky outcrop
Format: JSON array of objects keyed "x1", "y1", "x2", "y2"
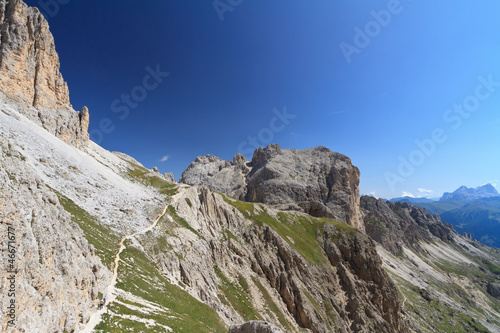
[
  {"x1": 0, "y1": 0, "x2": 89, "y2": 147},
  {"x1": 181, "y1": 154, "x2": 249, "y2": 198},
  {"x1": 229, "y1": 321, "x2": 283, "y2": 333},
  {"x1": 144, "y1": 186, "x2": 408, "y2": 332},
  {"x1": 181, "y1": 144, "x2": 364, "y2": 231},
  {"x1": 0, "y1": 0, "x2": 69, "y2": 108},
  {"x1": 487, "y1": 282, "x2": 500, "y2": 300},
  {"x1": 361, "y1": 196, "x2": 456, "y2": 255},
  {"x1": 163, "y1": 172, "x2": 176, "y2": 183},
  {"x1": 0, "y1": 139, "x2": 112, "y2": 331}
]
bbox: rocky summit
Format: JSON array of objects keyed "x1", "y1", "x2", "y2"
[{"x1": 181, "y1": 144, "x2": 364, "y2": 232}]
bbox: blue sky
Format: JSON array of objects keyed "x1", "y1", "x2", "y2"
[{"x1": 25, "y1": 0, "x2": 500, "y2": 199}]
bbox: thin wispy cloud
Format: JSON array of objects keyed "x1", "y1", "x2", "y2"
[
  {"x1": 160, "y1": 155, "x2": 170, "y2": 162},
  {"x1": 417, "y1": 188, "x2": 434, "y2": 198},
  {"x1": 402, "y1": 191, "x2": 415, "y2": 198}
]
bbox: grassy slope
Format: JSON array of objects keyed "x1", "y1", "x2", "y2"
[
  {"x1": 53, "y1": 161, "x2": 226, "y2": 332},
  {"x1": 387, "y1": 241, "x2": 500, "y2": 333},
  {"x1": 96, "y1": 242, "x2": 226, "y2": 332},
  {"x1": 50, "y1": 187, "x2": 119, "y2": 270},
  {"x1": 222, "y1": 195, "x2": 357, "y2": 265}
]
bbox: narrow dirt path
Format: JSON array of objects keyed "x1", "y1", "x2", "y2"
[{"x1": 80, "y1": 202, "x2": 171, "y2": 333}]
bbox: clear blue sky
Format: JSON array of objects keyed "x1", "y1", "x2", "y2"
[{"x1": 25, "y1": 0, "x2": 500, "y2": 199}]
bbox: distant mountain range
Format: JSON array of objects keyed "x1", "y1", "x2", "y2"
[
  {"x1": 440, "y1": 184, "x2": 499, "y2": 201},
  {"x1": 388, "y1": 196, "x2": 438, "y2": 204},
  {"x1": 390, "y1": 184, "x2": 500, "y2": 247}
]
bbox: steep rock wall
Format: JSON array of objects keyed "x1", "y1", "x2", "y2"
[{"x1": 0, "y1": 0, "x2": 89, "y2": 147}]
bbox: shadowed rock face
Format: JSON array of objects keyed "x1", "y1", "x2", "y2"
[
  {"x1": 361, "y1": 196, "x2": 456, "y2": 255},
  {"x1": 181, "y1": 144, "x2": 364, "y2": 232},
  {"x1": 0, "y1": 0, "x2": 89, "y2": 147}
]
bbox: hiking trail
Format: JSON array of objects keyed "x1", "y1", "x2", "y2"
[{"x1": 80, "y1": 202, "x2": 171, "y2": 333}]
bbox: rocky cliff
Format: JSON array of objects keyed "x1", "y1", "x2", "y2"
[
  {"x1": 181, "y1": 144, "x2": 364, "y2": 232},
  {"x1": 0, "y1": 139, "x2": 112, "y2": 332},
  {"x1": 0, "y1": 0, "x2": 89, "y2": 147},
  {"x1": 362, "y1": 196, "x2": 500, "y2": 332},
  {"x1": 361, "y1": 196, "x2": 456, "y2": 256}
]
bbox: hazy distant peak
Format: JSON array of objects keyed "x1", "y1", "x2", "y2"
[{"x1": 440, "y1": 183, "x2": 499, "y2": 201}]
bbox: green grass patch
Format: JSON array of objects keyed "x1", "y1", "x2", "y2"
[
  {"x1": 482, "y1": 258, "x2": 500, "y2": 275},
  {"x1": 214, "y1": 266, "x2": 262, "y2": 321},
  {"x1": 222, "y1": 195, "x2": 332, "y2": 264},
  {"x1": 105, "y1": 241, "x2": 226, "y2": 332},
  {"x1": 123, "y1": 160, "x2": 177, "y2": 196},
  {"x1": 166, "y1": 205, "x2": 202, "y2": 238},
  {"x1": 50, "y1": 187, "x2": 119, "y2": 269}
]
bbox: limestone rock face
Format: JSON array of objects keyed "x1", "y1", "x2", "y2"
[
  {"x1": 181, "y1": 154, "x2": 249, "y2": 199},
  {"x1": 180, "y1": 144, "x2": 364, "y2": 232},
  {"x1": 246, "y1": 145, "x2": 363, "y2": 232},
  {"x1": 361, "y1": 196, "x2": 456, "y2": 255},
  {"x1": 0, "y1": 0, "x2": 89, "y2": 147},
  {"x1": 0, "y1": 139, "x2": 112, "y2": 332},
  {"x1": 0, "y1": 0, "x2": 69, "y2": 109},
  {"x1": 163, "y1": 172, "x2": 176, "y2": 183}
]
